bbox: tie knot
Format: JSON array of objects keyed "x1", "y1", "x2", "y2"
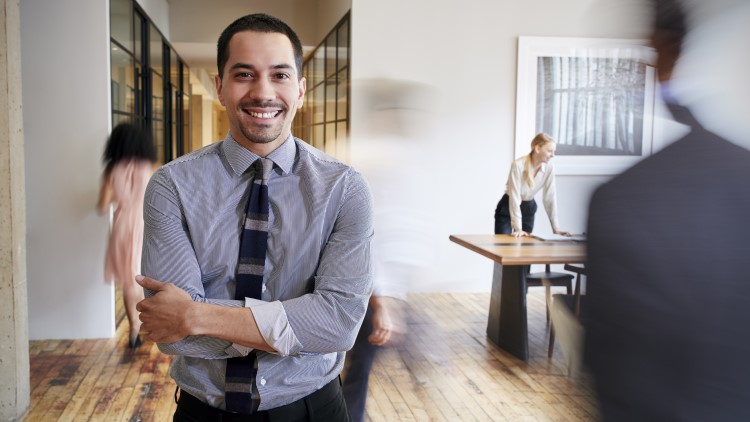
[{"x1": 253, "y1": 158, "x2": 273, "y2": 183}]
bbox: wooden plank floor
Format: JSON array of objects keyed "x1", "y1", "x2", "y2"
[{"x1": 23, "y1": 289, "x2": 598, "y2": 421}]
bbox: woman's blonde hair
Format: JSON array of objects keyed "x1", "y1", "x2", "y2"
[{"x1": 523, "y1": 133, "x2": 555, "y2": 188}]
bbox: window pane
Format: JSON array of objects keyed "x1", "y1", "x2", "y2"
[
  {"x1": 171, "y1": 86, "x2": 177, "y2": 157},
  {"x1": 313, "y1": 86, "x2": 324, "y2": 124},
  {"x1": 183, "y1": 92, "x2": 190, "y2": 153},
  {"x1": 152, "y1": 71, "x2": 163, "y2": 121},
  {"x1": 298, "y1": 125, "x2": 311, "y2": 145},
  {"x1": 337, "y1": 68, "x2": 348, "y2": 121},
  {"x1": 149, "y1": 23, "x2": 163, "y2": 75},
  {"x1": 337, "y1": 19, "x2": 348, "y2": 71},
  {"x1": 153, "y1": 119, "x2": 165, "y2": 164},
  {"x1": 152, "y1": 70, "x2": 164, "y2": 161},
  {"x1": 326, "y1": 79, "x2": 336, "y2": 122},
  {"x1": 112, "y1": 113, "x2": 130, "y2": 127},
  {"x1": 170, "y1": 48, "x2": 178, "y2": 88},
  {"x1": 298, "y1": 13, "x2": 349, "y2": 153},
  {"x1": 313, "y1": 47, "x2": 325, "y2": 89},
  {"x1": 306, "y1": 55, "x2": 315, "y2": 88},
  {"x1": 182, "y1": 63, "x2": 190, "y2": 93},
  {"x1": 313, "y1": 124, "x2": 324, "y2": 150},
  {"x1": 134, "y1": 63, "x2": 143, "y2": 116},
  {"x1": 325, "y1": 31, "x2": 336, "y2": 79},
  {"x1": 134, "y1": 11, "x2": 143, "y2": 62},
  {"x1": 111, "y1": 42, "x2": 134, "y2": 114},
  {"x1": 325, "y1": 123, "x2": 336, "y2": 156},
  {"x1": 110, "y1": 0, "x2": 132, "y2": 52}
]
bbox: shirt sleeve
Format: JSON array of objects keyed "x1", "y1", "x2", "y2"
[
  {"x1": 506, "y1": 160, "x2": 525, "y2": 232},
  {"x1": 541, "y1": 163, "x2": 560, "y2": 232},
  {"x1": 141, "y1": 168, "x2": 247, "y2": 358},
  {"x1": 249, "y1": 169, "x2": 374, "y2": 356}
]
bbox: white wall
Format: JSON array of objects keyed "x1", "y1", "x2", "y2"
[
  {"x1": 350, "y1": 0, "x2": 654, "y2": 292},
  {"x1": 21, "y1": 0, "x2": 114, "y2": 339}
]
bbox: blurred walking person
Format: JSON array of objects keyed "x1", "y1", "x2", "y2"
[
  {"x1": 98, "y1": 122, "x2": 156, "y2": 348},
  {"x1": 584, "y1": 1, "x2": 750, "y2": 420}
]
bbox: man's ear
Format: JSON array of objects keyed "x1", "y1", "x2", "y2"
[
  {"x1": 215, "y1": 74, "x2": 225, "y2": 105},
  {"x1": 298, "y1": 77, "x2": 307, "y2": 105}
]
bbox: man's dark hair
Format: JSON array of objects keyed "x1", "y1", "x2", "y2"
[
  {"x1": 103, "y1": 122, "x2": 156, "y2": 174},
  {"x1": 650, "y1": 0, "x2": 687, "y2": 74},
  {"x1": 652, "y1": 0, "x2": 686, "y2": 34},
  {"x1": 217, "y1": 13, "x2": 303, "y2": 80}
]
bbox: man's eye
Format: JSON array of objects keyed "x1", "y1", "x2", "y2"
[
  {"x1": 236, "y1": 72, "x2": 253, "y2": 78},
  {"x1": 274, "y1": 73, "x2": 290, "y2": 80}
]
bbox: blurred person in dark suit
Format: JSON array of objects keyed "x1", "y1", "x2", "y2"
[{"x1": 583, "y1": 0, "x2": 750, "y2": 420}]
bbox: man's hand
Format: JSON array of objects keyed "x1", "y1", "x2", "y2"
[
  {"x1": 511, "y1": 230, "x2": 529, "y2": 238},
  {"x1": 368, "y1": 304, "x2": 393, "y2": 346},
  {"x1": 368, "y1": 296, "x2": 407, "y2": 346},
  {"x1": 135, "y1": 275, "x2": 194, "y2": 343}
]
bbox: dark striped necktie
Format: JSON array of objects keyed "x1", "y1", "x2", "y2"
[{"x1": 225, "y1": 158, "x2": 271, "y2": 414}]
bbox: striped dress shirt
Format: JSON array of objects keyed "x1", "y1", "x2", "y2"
[{"x1": 141, "y1": 133, "x2": 374, "y2": 411}]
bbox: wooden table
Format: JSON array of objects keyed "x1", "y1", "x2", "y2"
[{"x1": 449, "y1": 234, "x2": 586, "y2": 360}]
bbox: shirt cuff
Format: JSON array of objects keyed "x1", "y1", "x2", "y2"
[
  {"x1": 226, "y1": 343, "x2": 252, "y2": 358},
  {"x1": 244, "y1": 298, "x2": 303, "y2": 356}
]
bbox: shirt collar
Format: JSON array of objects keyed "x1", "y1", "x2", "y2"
[
  {"x1": 222, "y1": 133, "x2": 296, "y2": 177},
  {"x1": 526, "y1": 156, "x2": 548, "y2": 176}
]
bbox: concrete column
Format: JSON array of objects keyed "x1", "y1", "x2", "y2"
[{"x1": 0, "y1": 0, "x2": 30, "y2": 420}]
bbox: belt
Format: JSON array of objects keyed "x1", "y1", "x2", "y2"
[{"x1": 176, "y1": 378, "x2": 341, "y2": 422}]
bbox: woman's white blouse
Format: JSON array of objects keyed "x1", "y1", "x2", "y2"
[{"x1": 504, "y1": 156, "x2": 559, "y2": 233}]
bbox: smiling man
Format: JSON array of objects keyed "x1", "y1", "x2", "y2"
[{"x1": 135, "y1": 14, "x2": 373, "y2": 421}]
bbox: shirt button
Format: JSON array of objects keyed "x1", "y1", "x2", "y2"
[{"x1": 260, "y1": 377, "x2": 266, "y2": 386}]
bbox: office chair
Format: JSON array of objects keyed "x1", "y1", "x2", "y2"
[
  {"x1": 526, "y1": 264, "x2": 573, "y2": 323},
  {"x1": 547, "y1": 264, "x2": 586, "y2": 376}
]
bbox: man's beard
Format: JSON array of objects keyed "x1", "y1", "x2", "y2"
[
  {"x1": 238, "y1": 101, "x2": 288, "y2": 144},
  {"x1": 239, "y1": 124, "x2": 283, "y2": 144}
]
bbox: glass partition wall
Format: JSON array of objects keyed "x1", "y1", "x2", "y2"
[
  {"x1": 110, "y1": 0, "x2": 191, "y2": 164},
  {"x1": 294, "y1": 13, "x2": 350, "y2": 161}
]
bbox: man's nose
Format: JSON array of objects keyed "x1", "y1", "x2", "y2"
[{"x1": 248, "y1": 78, "x2": 275, "y2": 101}]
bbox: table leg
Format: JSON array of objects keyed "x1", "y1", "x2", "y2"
[{"x1": 487, "y1": 263, "x2": 528, "y2": 360}]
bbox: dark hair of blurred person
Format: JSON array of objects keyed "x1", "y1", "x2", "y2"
[{"x1": 102, "y1": 122, "x2": 156, "y2": 173}]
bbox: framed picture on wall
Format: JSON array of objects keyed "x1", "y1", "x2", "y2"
[{"x1": 515, "y1": 36, "x2": 658, "y2": 175}]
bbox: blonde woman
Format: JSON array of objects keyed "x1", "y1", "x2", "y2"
[{"x1": 494, "y1": 133, "x2": 570, "y2": 238}]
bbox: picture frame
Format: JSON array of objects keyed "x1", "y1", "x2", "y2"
[{"x1": 515, "y1": 36, "x2": 657, "y2": 175}]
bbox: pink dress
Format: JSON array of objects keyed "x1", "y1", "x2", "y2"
[{"x1": 104, "y1": 159, "x2": 153, "y2": 286}]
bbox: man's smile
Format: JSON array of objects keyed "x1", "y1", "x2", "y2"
[{"x1": 244, "y1": 109, "x2": 282, "y2": 119}]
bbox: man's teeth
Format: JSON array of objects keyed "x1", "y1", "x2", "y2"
[{"x1": 248, "y1": 111, "x2": 277, "y2": 118}]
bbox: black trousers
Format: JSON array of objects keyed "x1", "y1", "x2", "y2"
[
  {"x1": 173, "y1": 378, "x2": 350, "y2": 422},
  {"x1": 341, "y1": 306, "x2": 377, "y2": 422},
  {"x1": 494, "y1": 194, "x2": 537, "y2": 234}
]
